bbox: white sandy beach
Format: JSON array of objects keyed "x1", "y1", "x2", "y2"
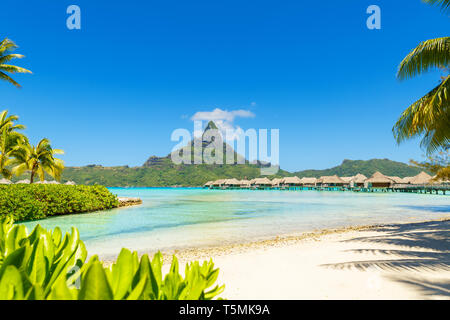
[{"x1": 162, "y1": 218, "x2": 450, "y2": 300}]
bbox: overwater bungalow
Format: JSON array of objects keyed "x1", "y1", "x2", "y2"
[
  {"x1": 252, "y1": 177, "x2": 273, "y2": 189},
  {"x1": 282, "y1": 176, "x2": 302, "y2": 188},
  {"x1": 316, "y1": 175, "x2": 346, "y2": 187},
  {"x1": 203, "y1": 181, "x2": 213, "y2": 188},
  {"x1": 224, "y1": 178, "x2": 241, "y2": 189},
  {"x1": 409, "y1": 171, "x2": 433, "y2": 185},
  {"x1": 239, "y1": 180, "x2": 251, "y2": 188},
  {"x1": 340, "y1": 177, "x2": 353, "y2": 184},
  {"x1": 271, "y1": 178, "x2": 283, "y2": 189},
  {"x1": 350, "y1": 174, "x2": 367, "y2": 187},
  {"x1": 364, "y1": 172, "x2": 394, "y2": 188},
  {"x1": 299, "y1": 177, "x2": 317, "y2": 187},
  {"x1": 211, "y1": 179, "x2": 226, "y2": 189}
]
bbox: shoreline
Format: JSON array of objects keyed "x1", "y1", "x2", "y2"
[
  {"x1": 112, "y1": 216, "x2": 450, "y2": 264},
  {"x1": 117, "y1": 216, "x2": 450, "y2": 299}
]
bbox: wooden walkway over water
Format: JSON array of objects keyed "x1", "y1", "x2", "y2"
[{"x1": 207, "y1": 185, "x2": 449, "y2": 195}]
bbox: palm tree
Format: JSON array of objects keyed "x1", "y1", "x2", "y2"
[
  {"x1": 11, "y1": 138, "x2": 64, "y2": 183},
  {"x1": 423, "y1": 0, "x2": 450, "y2": 12},
  {"x1": 0, "y1": 110, "x2": 27, "y2": 178},
  {"x1": 393, "y1": 1, "x2": 449, "y2": 154},
  {"x1": 0, "y1": 38, "x2": 32, "y2": 88}
]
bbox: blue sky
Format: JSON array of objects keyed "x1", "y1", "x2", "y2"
[{"x1": 1, "y1": 0, "x2": 449, "y2": 172}]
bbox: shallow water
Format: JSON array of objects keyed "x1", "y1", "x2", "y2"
[{"x1": 20, "y1": 188, "x2": 450, "y2": 259}]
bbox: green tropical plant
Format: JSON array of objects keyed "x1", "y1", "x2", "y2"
[
  {"x1": 0, "y1": 110, "x2": 27, "y2": 178},
  {"x1": 0, "y1": 184, "x2": 119, "y2": 221},
  {"x1": 11, "y1": 138, "x2": 64, "y2": 183},
  {"x1": 0, "y1": 38, "x2": 32, "y2": 88},
  {"x1": 0, "y1": 217, "x2": 225, "y2": 300},
  {"x1": 393, "y1": 2, "x2": 449, "y2": 154}
]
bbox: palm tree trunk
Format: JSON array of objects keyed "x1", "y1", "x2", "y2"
[{"x1": 30, "y1": 163, "x2": 37, "y2": 184}]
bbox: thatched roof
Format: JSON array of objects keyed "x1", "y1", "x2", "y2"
[
  {"x1": 365, "y1": 172, "x2": 394, "y2": 184},
  {"x1": 212, "y1": 179, "x2": 226, "y2": 186},
  {"x1": 388, "y1": 176, "x2": 404, "y2": 184},
  {"x1": 0, "y1": 178, "x2": 12, "y2": 185},
  {"x1": 402, "y1": 177, "x2": 414, "y2": 183},
  {"x1": 282, "y1": 176, "x2": 302, "y2": 184},
  {"x1": 317, "y1": 175, "x2": 345, "y2": 184},
  {"x1": 340, "y1": 177, "x2": 353, "y2": 183},
  {"x1": 409, "y1": 171, "x2": 433, "y2": 185},
  {"x1": 204, "y1": 181, "x2": 213, "y2": 186},
  {"x1": 252, "y1": 177, "x2": 272, "y2": 185},
  {"x1": 271, "y1": 178, "x2": 283, "y2": 185},
  {"x1": 34, "y1": 180, "x2": 60, "y2": 185},
  {"x1": 299, "y1": 177, "x2": 317, "y2": 184},
  {"x1": 239, "y1": 180, "x2": 251, "y2": 186},
  {"x1": 15, "y1": 179, "x2": 30, "y2": 184},
  {"x1": 224, "y1": 178, "x2": 241, "y2": 185},
  {"x1": 352, "y1": 174, "x2": 367, "y2": 183}
]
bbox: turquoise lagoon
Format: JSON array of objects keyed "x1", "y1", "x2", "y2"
[{"x1": 21, "y1": 188, "x2": 450, "y2": 259}]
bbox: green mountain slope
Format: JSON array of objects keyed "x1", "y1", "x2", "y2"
[
  {"x1": 59, "y1": 158, "x2": 425, "y2": 187},
  {"x1": 294, "y1": 159, "x2": 425, "y2": 178},
  {"x1": 62, "y1": 162, "x2": 288, "y2": 187}
]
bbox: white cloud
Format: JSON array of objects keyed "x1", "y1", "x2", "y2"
[{"x1": 191, "y1": 108, "x2": 255, "y2": 140}]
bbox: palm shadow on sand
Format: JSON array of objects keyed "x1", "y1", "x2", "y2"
[{"x1": 321, "y1": 219, "x2": 450, "y2": 298}]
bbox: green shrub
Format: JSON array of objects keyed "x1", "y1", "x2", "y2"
[
  {"x1": 0, "y1": 217, "x2": 224, "y2": 300},
  {"x1": 0, "y1": 184, "x2": 119, "y2": 221}
]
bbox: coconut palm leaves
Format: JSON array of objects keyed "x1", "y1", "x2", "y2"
[
  {"x1": 11, "y1": 138, "x2": 64, "y2": 183},
  {"x1": 393, "y1": 24, "x2": 449, "y2": 154},
  {"x1": 0, "y1": 38, "x2": 32, "y2": 88},
  {"x1": 0, "y1": 110, "x2": 27, "y2": 179},
  {"x1": 393, "y1": 73, "x2": 449, "y2": 153},
  {"x1": 397, "y1": 37, "x2": 449, "y2": 80},
  {"x1": 423, "y1": 0, "x2": 450, "y2": 12}
]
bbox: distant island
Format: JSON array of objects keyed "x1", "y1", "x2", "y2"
[{"x1": 55, "y1": 158, "x2": 425, "y2": 187}]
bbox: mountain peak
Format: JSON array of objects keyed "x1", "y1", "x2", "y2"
[{"x1": 204, "y1": 121, "x2": 218, "y2": 131}]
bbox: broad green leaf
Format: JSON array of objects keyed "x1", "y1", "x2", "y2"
[
  {"x1": 5, "y1": 224, "x2": 27, "y2": 255},
  {"x1": 25, "y1": 284, "x2": 45, "y2": 300},
  {"x1": 0, "y1": 265, "x2": 24, "y2": 300},
  {"x1": 78, "y1": 260, "x2": 113, "y2": 300},
  {"x1": 126, "y1": 277, "x2": 147, "y2": 300},
  {"x1": 110, "y1": 248, "x2": 134, "y2": 300}
]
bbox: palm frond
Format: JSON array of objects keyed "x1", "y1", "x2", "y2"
[
  {"x1": 397, "y1": 37, "x2": 450, "y2": 80},
  {"x1": 423, "y1": 0, "x2": 450, "y2": 12},
  {"x1": 0, "y1": 38, "x2": 31, "y2": 87},
  {"x1": 0, "y1": 64, "x2": 32, "y2": 74},
  {"x1": 393, "y1": 75, "x2": 450, "y2": 154},
  {"x1": 0, "y1": 54, "x2": 25, "y2": 64},
  {"x1": 0, "y1": 71, "x2": 21, "y2": 87},
  {"x1": 0, "y1": 38, "x2": 18, "y2": 55}
]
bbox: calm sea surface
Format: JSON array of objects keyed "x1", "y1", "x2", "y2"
[{"x1": 20, "y1": 188, "x2": 450, "y2": 259}]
